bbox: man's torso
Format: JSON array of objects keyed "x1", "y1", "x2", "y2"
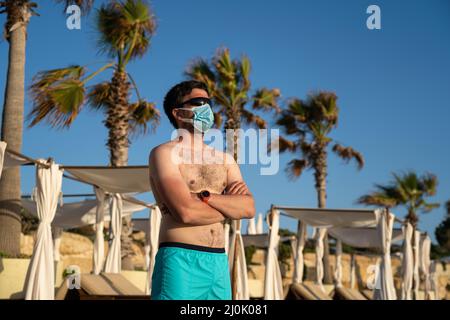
[{"x1": 151, "y1": 141, "x2": 228, "y2": 248}]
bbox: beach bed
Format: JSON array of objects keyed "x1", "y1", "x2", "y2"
[{"x1": 55, "y1": 273, "x2": 149, "y2": 300}]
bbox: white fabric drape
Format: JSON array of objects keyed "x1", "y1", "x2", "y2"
[
  {"x1": 334, "y1": 239, "x2": 343, "y2": 287},
  {"x1": 24, "y1": 160, "x2": 63, "y2": 300},
  {"x1": 247, "y1": 217, "x2": 256, "y2": 235},
  {"x1": 93, "y1": 187, "x2": 106, "y2": 275},
  {"x1": 314, "y1": 228, "x2": 327, "y2": 291},
  {"x1": 350, "y1": 254, "x2": 356, "y2": 289},
  {"x1": 146, "y1": 206, "x2": 161, "y2": 295},
  {"x1": 373, "y1": 209, "x2": 397, "y2": 300},
  {"x1": 430, "y1": 260, "x2": 438, "y2": 300},
  {"x1": 412, "y1": 230, "x2": 421, "y2": 299},
  {"x1": 401, "y1": 223, "x2": 414, "y2": 300},
  {"x1": 256, "y1": 213, "x2": 264, "y2": 234},
  {"x1": 104, "y1": 193, "x2": 123, "y2": 273},
  {"x1": 420, "y1": 234, "x2": 432, "y2": 300},
  {"x1": 264, "y1": 209, "x2": 284, "y2": 300},
  {"x1": 52, "y1": 226, "x2": 63, "y2": 263},
  {"x1": 228, "y1": 220, "x2": 249, "y2": 300},
  {"x1": 292, "y1": 220, "x2": 306, "y2": 284},
  {"x1": 0, "y1": 141, "x2": 6, "y2": 179}
]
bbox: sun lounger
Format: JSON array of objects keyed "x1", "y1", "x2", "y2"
[
  {"x1": 286, "y1": 282, "x2": 332, "y2": 300},
  {"x1": 55, "y1": 272, "x2": 149, "y2": 300},
  {"x1": 333, "y1": 286, "x2": 368, "y2": 300},
  {"x1": 361, "y1": 289, "x2": 374, "y2": 300}
]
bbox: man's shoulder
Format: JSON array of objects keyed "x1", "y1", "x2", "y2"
[{"x1": 149, "y1": 141, "x2": 177, "y2": 162}]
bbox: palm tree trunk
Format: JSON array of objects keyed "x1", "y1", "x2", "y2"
[
  {"x1": 105, "y1": 68, "x2": 134, "y2": 270},
  {"x1": 314, "y1": 148, "x2": 333, "y2": 284},
  {"x1": 0, "y1": 5, "x2": 28, "y2": 256}
]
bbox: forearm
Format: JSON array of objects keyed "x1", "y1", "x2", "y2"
[
  {"x1": 206, "y1": 193, "x2": 255, "y2": 220},
  {"x1": 175, "y1": 194, "x2": 226, "y2": 226}
]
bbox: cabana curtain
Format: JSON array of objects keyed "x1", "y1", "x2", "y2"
[
  {"x1": 24, "y1": 160, "x2": 63, "y2": 300},
  {"x1": 103, "y1": 194, "x2": 123, "y2": 273},
  {"x1": 401, "y1": 223, "x2": 414, "y2": 300}
]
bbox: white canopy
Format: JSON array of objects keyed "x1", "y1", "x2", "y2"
[
  {"x1": 24, "y1": 160, "x2": 63, "y2": 300},
  {"x1": 0, "y1": 145, "x2": 34, "y2": 169},
  {"x1": 328, "y1": 227, "x2": 404, "y2": 248},
  {"x1": 21, "y1": 196, "x2": 147, "y2": 229},
  {"x1": 64, "y1": 166, "x2": 151, "y2": 194},
  {"x1": 280, "y1": 207, "x2": 381, "y2": 228}
]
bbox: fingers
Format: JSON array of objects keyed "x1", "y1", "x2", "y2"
[
  {"x1": 226, "y1": 181, "x2": 249, "y2": 195},
  {"x1": 227, "y1": 181, "x2": 243, "y2": 194}
]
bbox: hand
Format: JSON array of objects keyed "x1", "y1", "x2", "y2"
[{"x1": 225, "y1": 181, "x2": 250, "y2": 195}]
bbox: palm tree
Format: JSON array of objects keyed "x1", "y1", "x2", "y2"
[
  {"x1": 185, "y1": 47, "x2": 281, "y2": 298},
  {"x1": 185, "y1": 47, "x2": 281, "y2": 160},
  {"x1": 357, "y1": 171, "x2": 440, "y2": 227},
  {"x1": 276, "y1": 91, "x2": 364, "y2": 284},
  {"x1": 0, "y1": 0, "x2": 93, "y2": 256},
  {"x1": 26, "y1": 0, "x2": 159, "y2": 269}
]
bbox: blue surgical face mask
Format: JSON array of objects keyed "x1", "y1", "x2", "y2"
[{"x1": 178, "y1": 104, "x2": 215, "y2": 133}]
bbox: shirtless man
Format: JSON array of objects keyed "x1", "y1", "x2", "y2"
[{"x1": 149, "y1": 80, "x2": 255, "y2": 300}]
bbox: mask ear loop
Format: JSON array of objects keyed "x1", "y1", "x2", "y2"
[{"x1": 175, "y1": 108, "x2": 194, "y2": 123}]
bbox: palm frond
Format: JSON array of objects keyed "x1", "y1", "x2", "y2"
[
  {"x1": 128, "y1": 100, "x2": 160, "y2": 137},
  {"x1": 96, "y1": 0, "x2": 156, "y2": 61},
  {"x1": 332, "y1": 143, "x2": 365, "y2": 170},
  {"x1": 28, "y1": 79, "x2": 86, "y2": 128},
  {"x1": 241, "y1": 109, "x2": 266, "y2": 129},
  {"x1": 86, "y1": 81, "x2": 113, "y2": 111},
  {"x1": 54, "y1": 0, "x2": 94, "y2": 15},
  {"x1": 285, "y1": 159, "x2": 308, "y2": 180},
  {"x1": 356, "y1": 193, "x2": 398, "y2": 208},
  {"x1": 252, "y1": 88, "x2": 281, "y2": 113}
]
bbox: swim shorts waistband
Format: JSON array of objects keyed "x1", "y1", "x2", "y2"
[{"x1": 159, "y1": 241, "x2": 225, "y2": 253}]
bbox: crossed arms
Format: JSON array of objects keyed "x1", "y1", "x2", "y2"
[{"x1": 149, "y1": 145, "x2": 256, "y2": 226}]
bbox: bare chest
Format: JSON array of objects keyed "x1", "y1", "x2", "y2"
[{"x1": 179, "y1": 164, "x2": 228, "y2": 194}]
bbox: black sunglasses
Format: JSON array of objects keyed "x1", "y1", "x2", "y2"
[{"x1": 176, "y1": 97, "x2": 212, "y2": 108}]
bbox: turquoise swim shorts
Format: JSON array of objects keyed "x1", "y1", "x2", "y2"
[{"x1": 151, "y1": 242, "x2": 232, "y2": 300}]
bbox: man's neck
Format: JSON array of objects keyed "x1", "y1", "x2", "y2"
[{"x1": 176, "y1": 129, "x2": 205, "y2": 150}]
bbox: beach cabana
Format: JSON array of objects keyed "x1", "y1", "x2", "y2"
[
  {"x1": 329, "y1": 224, "x2": 404, "y2": 300},
  {"x1": 267, "y1": 206, "x2": 399, "y2": 300}
]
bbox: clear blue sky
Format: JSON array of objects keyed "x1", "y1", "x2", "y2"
[{"x1": 1, "y1": 0, "x2": 449, "y2": 242}]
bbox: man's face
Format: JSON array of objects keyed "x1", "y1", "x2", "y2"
[{"x1": 172, "y1": 88, "x2": 210, "y2": 130}]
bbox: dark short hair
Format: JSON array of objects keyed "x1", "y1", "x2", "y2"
[{"x1": 163, "y1": 80, "x2": 209, "y2": 128}]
